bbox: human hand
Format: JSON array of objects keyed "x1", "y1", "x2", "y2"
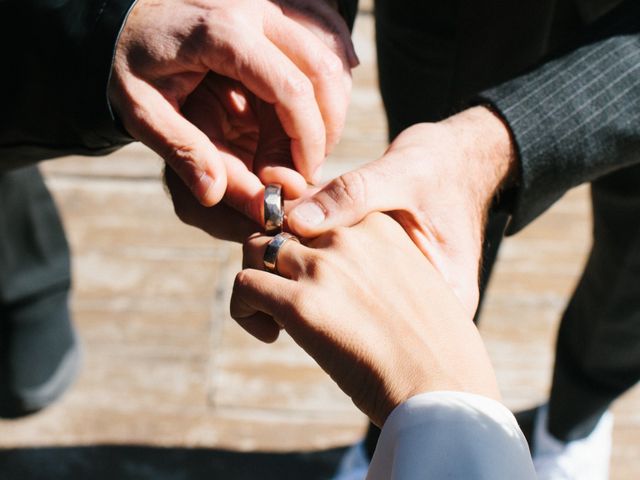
[
  {"x1": 286, "y1": 107, "x2": 517, "y2": 313},
  {"x1": 164, "y1": 165, "x2": 257, "y2": 243},
  {"x1": 230, "y1": 213, "x2": 500, "y2": 426},
  {"x1": 164, "y1": 72, "x2": 314, "y2": 239},
  {"x1": 109, "y1": 0, "x2": 356, "y2": 214}
]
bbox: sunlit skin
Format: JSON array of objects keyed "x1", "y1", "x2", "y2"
[
  {"x1": 109, "y1": 0, "x2": 356, "y2": 214},
  {"x1": 231, "y1": 213, "x2": 501, "y2": 427}
]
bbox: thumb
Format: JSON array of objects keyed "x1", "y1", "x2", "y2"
[
  {"x1": 119, "y1": 81, "x2": 228, "y2": 206},
  {"x1": 287, "y1": 164, "x2": 403, "y2": 237}
]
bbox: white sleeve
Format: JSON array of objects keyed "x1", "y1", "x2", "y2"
[{"x1": 366, "y1": 391, "x2": 537, "y2": 480}]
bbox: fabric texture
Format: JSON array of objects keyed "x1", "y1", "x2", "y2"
[
  {"x1": 548, "y1": 164, "x2": 640, "y2": 441},
  {"x1": 0, "y1": 0, "x2": 136, "y2": 169},
  {"x1": 0, "y1": 166, "x2": 78, "y2": 417},
  {"x1": 0, "y1": 167, "x2": 70, "y2": 303},
  {"x1": 367, "y1": 391, "x2": 536, "y2": 480},
  {"x1": 480, "y1": 0, "x2": 640, "y2": 234}
]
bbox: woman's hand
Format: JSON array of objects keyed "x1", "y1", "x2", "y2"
[{"x1": 230, "y1": 213, "x2": 500, "y2": 426}]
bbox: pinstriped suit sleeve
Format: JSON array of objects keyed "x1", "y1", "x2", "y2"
[{"x1": 478, "y1": 2, "x2": 640, "y2": 234}]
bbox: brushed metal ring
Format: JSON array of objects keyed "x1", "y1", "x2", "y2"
[
  {"x1": 263, "y1": 233, "x2": 300, "y2": 274},
  {"x1": 264, "y1": 184, "x2": 284, "y2": 235}
]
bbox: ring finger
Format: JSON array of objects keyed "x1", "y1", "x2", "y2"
[{"x1": 242, "y1": 232, "x2": 309, "y2": 279}]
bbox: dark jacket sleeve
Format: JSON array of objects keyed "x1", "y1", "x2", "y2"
[
  {"x1": 337, "y1": 0, "x2": 359, "y2": 31},
  {"x1": 478, "y1": 1, "x2": 640, "y2": 234},
  {"x1": 0, "y1": 0, "x2": 136, "y2": 171}
]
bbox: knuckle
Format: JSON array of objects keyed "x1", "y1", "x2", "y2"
[
  {"x1": 214, "y1": 7, "x2": 250, "y2": 31},
  {"x1": 326, "y1": 225, "x2": 351, "y2": 247},
  {"x1": 195, "y1": 15, "x2": 215, "y2": 42},
  {"x1": 282, "y1": 74, "x2": 314, "y2": 100},
  {"x1": 314, "y1": 52, "x2": 343, "y2": 80},
  {"x1": 164, "y1": 144, "x2": 206, "y2": 189},
  {"x1": 165, "y1": 143, "x2": 198, "y2": 168},
  {"x1": 302, "y1": 250, "x2": 328, "y2": 279},
  {"x1": 233, "y1": 270, "x2": 252, "y2": 294},
  {"x1": 330, "y1": 170, "x2": 367, "y2": 209}
]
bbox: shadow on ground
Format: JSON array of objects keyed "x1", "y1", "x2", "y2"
[{"x1": 0, "y1": 445, "x2": 347, "y2": 479}]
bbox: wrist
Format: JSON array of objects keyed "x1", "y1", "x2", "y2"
[{"x1": 443, "y1": 106, "x2": 518, "y2": 217}]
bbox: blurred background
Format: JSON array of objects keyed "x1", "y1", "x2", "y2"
[{"x1": 1, "y1": 1, "x2": 638, "y2": 478}]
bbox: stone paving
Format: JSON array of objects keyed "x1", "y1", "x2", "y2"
[{"x1": 1, "y1": 5, "x2": 639, "y2": 479}]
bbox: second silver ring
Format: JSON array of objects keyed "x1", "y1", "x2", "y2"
[{"x1": 263, "y1": 232, "x2": 300, "y2": 274}]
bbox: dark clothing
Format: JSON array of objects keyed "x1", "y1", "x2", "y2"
[
  {"x1": 0, "y1": 167, "x2": 77, "y2": 416},
  {"x1": 0, "y1": 168, "x2": 70, "y2": 305},
  {"x1": 0, "y1": 0, "x2": 135, "y2": 170},
  {"x1": 0, "y1": 0, "x2": 136, "y2": 412},
  {"x1": 549, "y1": 165, "x2": 640, "y2": 440},
  {"x1": 356, "y1": 0, "x2": 640, "y2": 450}
]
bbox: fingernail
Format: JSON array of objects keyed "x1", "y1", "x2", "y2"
[
  {"x1": 312, "y1": 165, "x2": 324, "y2": 185},
  {"x1": 292, "y1": 202, "x2": 325, "y2": 227},
  {"x1": 195, "y1": 172, "x2": 215, "y2": 206}
]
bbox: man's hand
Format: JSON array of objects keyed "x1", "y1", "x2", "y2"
[
  {"x1": 286, "y1": 107, "x2": 517, "y2": 314},
  {"x1": 109, "y1": 0, "x2": 356, "y2": 216},
  {"x1": 231, "y1": 214, "x2": 500, "y2": 426}
]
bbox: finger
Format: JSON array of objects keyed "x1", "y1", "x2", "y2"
[
  {"x1": 278, "y1": 0, "x2": 359, "y2": 68},
  {"x1": 182, "y1": 76, "x2": 259, "y2": 159},
  {"x1": 253, "y1": 103, "x2": 308, "y2": 199},
  {"x1": 164, "y1": 166, "x2": 257, "y2": 242},
  {"x1": 230, "y1": 268, "x2": 297, "y2": 325},
  {"x1": 219, "y1": 152, "x2": 265, "y2": 224},
  {"x1": 259, "y1": 166, "x2": 308, "y2": 199},
  {"x1": 180, "y1": 79, "x2": 266, "y2": 225},
  {"x1": 286, "y1": 161, "x2": 407, "y2": 237},
  {"x1": 120, "y1": 79, "x2": 227, "y2": 206},
  {"x1": 235, "y1": 311, "x2": 282, "y2": 344},
  {"x1": 224, "y1": 160, "x2": 307, "y2": 230},
  {"x1": 264, "y1": 11, "x2": 349, "y2": 157},
  {"x1": 242, "y1": 233, "x2": 309, "y2": 279},
  {"x1": 204, "y1": 35, "x2": 326, "y2": 183}
]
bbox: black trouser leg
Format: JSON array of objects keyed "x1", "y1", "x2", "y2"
[
  {"x1": 547, "y1": 166, "x2": 640, "y2": 441},
  {"x1": 0, "y1": 166, "x2": 78, "y2": 417}
]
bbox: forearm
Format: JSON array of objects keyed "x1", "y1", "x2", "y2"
[
  {"x1": 368, "y1": 391, "x2": 536, "y2": 480},
  {"x1": 0, "y1": 0, "x2": 135, "y2": 169},
  {"x1": 478, "y1": 1, "x2": 640, "y2": 233}
]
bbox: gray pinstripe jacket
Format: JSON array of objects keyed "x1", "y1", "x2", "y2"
[{"x1": 341, "y1": 0, "x2": 640, "y2": 234}]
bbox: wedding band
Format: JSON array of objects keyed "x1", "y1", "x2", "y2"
[
  {"x1": 263, "y1": 232, "x2": 300, "y2": 274},
  {"x1": 264, "y1": 184, "x2": 284, "y2": 235}
]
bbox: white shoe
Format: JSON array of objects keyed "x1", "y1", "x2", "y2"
[
  {"x1": 332, "y1": 441, "x2": 369, "y2": 480},
  {"x1": 533, "y1": 404, "x2": 613, "y2": 480}
]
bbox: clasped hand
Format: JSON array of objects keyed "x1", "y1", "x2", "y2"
[
  {"x1": 109, "y1": 0, "x2": 356, "y2": 226},
  {"x1": 231, "y1": 213, "x2": 501, "y2": 426}
]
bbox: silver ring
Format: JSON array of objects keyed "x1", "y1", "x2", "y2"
[
  {"x1": 263, "y1": 233, "x2": 300, "y2": 274},
  {"x1": 264, "y1": 184, "x2": 284, "y2": 235}
]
